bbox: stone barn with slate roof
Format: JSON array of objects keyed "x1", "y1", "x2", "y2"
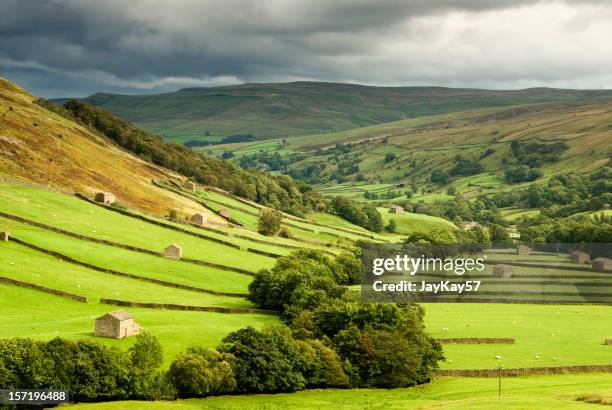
[
  {"x1": 592, "y1": 257, "x2": 612, "y2": 271},
  {"x1": 185, "y1": 181, "x2": 196, "y2": 191},
  {"x1": 95, "y1": 311, "x2": 140, "y2": 339},
  {"x1": 570, "y1": 250, "x2": 590, "y2": 264},
  {"x1": 0, "y1": 231, "x2": 9, "y2": 241},
  {"x1": 94, "y1": 192, "x2": 116, "y2": 205},
  {"x1": 388, "y1": 205, "x2": 404, "y2": 214},
  {"x1": 191, "y1": 213, "x2": 207, "y2": 226},
  {"x1": 219, "y1": 208, "x2": 231, "y2": 219},
  {"x1": 516, "y1": 245, "x2": 531, "y2": 256},
  {"x1": 164, "y1": 244, "x2": 183, "y2": 259},
  {"x1": 493, "y1": 264, "x2": 514, "y2": 277}
]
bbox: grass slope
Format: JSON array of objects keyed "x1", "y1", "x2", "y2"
[
  {"x1": 82, "y1": 82, "x2": 612, "y2": 139},
  {"x1": 0, "y1": 284, "x2": 276, "y2": 366},
  {"x1": 0, "y1": 76, "x2": 202, "y2": 215}
]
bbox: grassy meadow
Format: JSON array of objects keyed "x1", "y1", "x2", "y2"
[{"x1": 66, "y1": 373, "x2": 612, "y2": 409}]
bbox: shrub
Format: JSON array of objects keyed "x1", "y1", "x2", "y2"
[
  {"x1": 167, "y1": 347, "x2": 235, "y2": 397},
  {"x1": 219, "y1": 325, "x2": 305, "y2": 393},
  {"x1": 258, "y1": 208, "x2": 283, "y2": 236},
  {"x1": 278, "y1": 226, "x2": 292, "y2": 238},
  {"x1": 248, "y1": 250, "x2": 346, "y2": 311}
]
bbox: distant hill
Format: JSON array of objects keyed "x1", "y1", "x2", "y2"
[
  {"x1": 208, "y1": 100, "x2": 612, "y2": 204},
  {"x1": 82, "y1": 82, "x2": 612, "y2": 140}
]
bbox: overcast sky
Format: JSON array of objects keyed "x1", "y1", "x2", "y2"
[{"x1": 1, "y1": 0, "x2": 611, "y2": 97}]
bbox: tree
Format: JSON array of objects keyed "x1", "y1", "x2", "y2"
[
  {"x1": 430, "y1": 170, "x2": 449, "y2": 185},
  {"x1": 384, "y1": 153, "x2": 396, "y2": 163},
  {"x1": 130, "y1": 333, "x2": 162, "y2": 373},
  {"x1": 386, "y1": 219, "x2": 397, "y2": 233},
  {"x1": 168, "y1": 347, "x2": 235, "y2": 397},
  {"x1": 257, "y1": 208, "x2": 283, "y2": 236},
  {"x1": 248, "y1": 250, "x2": 346, "y2": 311},
  {"x1": 219, "y1": 325, "x2": 305, "y2": 393},
  {"x1": 488, "y1": 224, "x2": 510, "y2": 245},
  {"x1": 296, "y1": 339, "x2": 348, "y2": 387}
]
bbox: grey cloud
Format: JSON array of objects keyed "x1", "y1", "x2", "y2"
[{"x1": 0, "y1": 0, "x2": 611, "y2": 97}]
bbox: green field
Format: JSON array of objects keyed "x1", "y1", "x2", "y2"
[
  {"x1": 1, "y1": 182, "x2": 611, "y2": 409},
  {"x1": 0, "y1": 284, "x2": 277, "y2": 366},
  {"x1": 66, "y1": 373, "x2": 612, "y2": 409},
  {"x1": 378, "y1": 207, "x2": 458, "y2": 234}
]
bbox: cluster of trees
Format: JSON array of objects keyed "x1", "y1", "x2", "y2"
[
  {"x1": 244, "y1": 250, "x2": 442, "y2": 390},
  {"x1": 408, "y1": 195, "x2": 506, "y2": 227},
  {"x1": 363, "y1": 189, "x2": 402, "y2": 200},
  {"x1": 486, "y1": 169, "x2": 612, "y2": 215},
  {"x1": 239, "y1": 151, "x2": 307, "y2": 172},
  {"x1": 430, "y1": 170, "x2": 450, "y2": 185},
  {"x1": 504, "y1": 165, "x2": 542, "y2": 183},
  {"x1": 449, "y1": 156, "x2": 483, "y2": 177},
  {"x1": 509, "y1": 140, "x2": 568, "y2": 168},
  {"x1": 36, "y1": 99, "x2": 320, "y2": 217},
  {"x1": 518, "y1": 214, "x2": 612, "y2": 243},
  {"x1": 331, "y1": 196, "x2": 383, "y2": 232},
  {"x1": 0, "y1": 334, "x2": 170, "y2": 402}
]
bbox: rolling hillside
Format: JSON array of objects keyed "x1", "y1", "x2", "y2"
[
  {"x1": 214, "y1": 101, "x2": 612, "y2": 203},
  {"x1": 0, "y1": 77, "x2": 206, "y2": 216},
  {"x1": 82, "y1": 82, "x2": 612, "y2": 140}
]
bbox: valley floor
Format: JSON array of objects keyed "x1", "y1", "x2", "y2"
[{"x1": 64, "y1": 373, "x2": 612, "y2": 409}]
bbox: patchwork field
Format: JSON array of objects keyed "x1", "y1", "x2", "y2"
[{"x1": 0, "y1": 181, "x2": 610, "y2": 410}]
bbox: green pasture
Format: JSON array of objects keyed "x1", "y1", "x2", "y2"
[
  {"x1": 0, "y1": 241, "x2": 251, "y2": 308},
  {"x1": 0, "y1": 184, "x2": 276, "y2": 272},
  {"x1": 0, "y1": 219, "x2": 252, "y2": 294},
  {"x1": 378, "y1": 207, "x2": 458, "y2": 234},
  {"x1": 424, "y1": 303, "x2": 612, "y2": 370},
  {"x1": 66, "y1": 373, "x2": 612, "y2": 409},
  {"x1": 0, "y1": 284, "x2": 277, "y2": 366}
]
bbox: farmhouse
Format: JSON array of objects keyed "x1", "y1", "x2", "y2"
[
  {"x1": 461, "y1": 221, "x2": 480, "y2": 230},
  {"x1": 388, "y1": 205, "x2": 404, "y2": 214},
  {"x1": 219, "y1": 208, "x2": 231, "y2": 219},
  {"x1": 184, "y1": 181, "x2": 196, "y2": 191},
  {"x1": 94, "y1": 191, "x2": 116, "y2": 205},
  {"x1": 592, "y1": 257, "x2": 612, "y2": 271},
  {"x1": 190, "y1": 213, "x2": 207, "y2": 226},
  {"x1": 0, "y1": 231, "x2": 9, "y2": 241},
  {"x1": 516, "y1": 245, "x2": 531, "y2": 256},
  {"x1": 570, "y1": 250, "x2": 590, "y2": 264},
  {"x1": 95, "y1": 311, "x2": 140, "y2": 339},
  {"x1": 163, "y1": 244, "x2": 183, "y2": 259},
  {"x1": 493, "y1": 264, "x2": 513, "y2": 278}
]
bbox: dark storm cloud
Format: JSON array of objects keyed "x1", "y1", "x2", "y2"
[{"x1": 1, "y1": 0, "x2": 611, "y2": 97}]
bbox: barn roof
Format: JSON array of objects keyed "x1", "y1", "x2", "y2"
[{"x1": 98, "y1": 310, "x2": 134, "y2": 321}]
